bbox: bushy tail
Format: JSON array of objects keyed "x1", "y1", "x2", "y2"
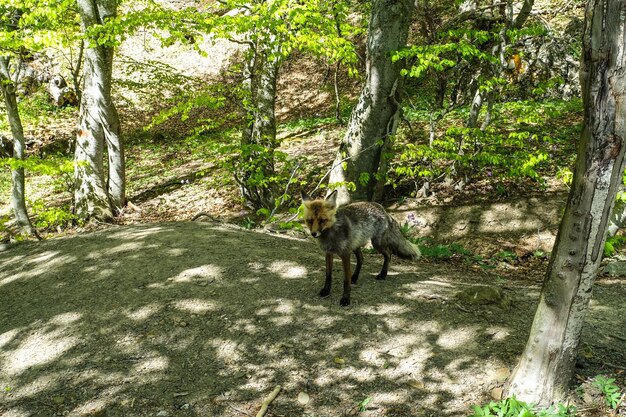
[{"x1": 385, "y1": 219, "x2": 421, "y2": 260}]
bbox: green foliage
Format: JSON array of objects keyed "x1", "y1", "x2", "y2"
[
  {"x1": 470, "y1": 396, "x2": 576, "y2": 417},
  {"x1": 415, "y1": 237, "x2": 473, "y2": 260},
  {"x1": 393, "y1": 98, "x2": 582, "y2": 190},
  {"x1": 591, "y1": 375, "x2": 623, "y2": 410},
  {"x1": 357, "y1": 396, "x2": 372, "y2": 413},
  {"x1": 604, "y1": 235, "x2": 626, "y2": 258},
  {"x1": 29, "y1": 199, "x2": 76, "y2": 229}
]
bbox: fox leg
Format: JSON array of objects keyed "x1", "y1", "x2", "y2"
[
  {"x1": 319, "y1": 253, "x2": 333, "y2": 298},
  {"x1": 372, "y1": 240, "x2": 391, "y2": 280},
  {"x1": 340, "y1": 253, "x2": 352, "y2": 306},
  {"x1": 376, "y1": 251, "x2": 390, "y2": 280},
  {"x1": 351, "y1": 248, "x2": 363, "y2": 284}
]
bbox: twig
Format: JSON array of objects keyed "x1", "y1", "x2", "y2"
[
  {"x1": 607, "y1": 334, "x2": 626, "y2": 343},
  {"x1": 269, "y1": 161, "x2": 301, "y2": 218},
  {"x1": 256, "y1": 385, "x2": 281, "y2": 417},
  {"x1": 602, "y1": 361, "x2": 626, "y2": 371},
  {"x1": 311, "y1": 141, "x2": 380, "y2": 196},
  {"x1": 192, "y1": 212, "x2": 220, "y2": 222}
]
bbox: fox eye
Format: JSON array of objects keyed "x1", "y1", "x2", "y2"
[{"x1": 319, "y1": 219, "x2": 327, "y2": 226}]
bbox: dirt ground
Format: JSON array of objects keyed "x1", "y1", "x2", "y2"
[{"x1": 1, "y1": 198, "x2": 625, "y2": 417}]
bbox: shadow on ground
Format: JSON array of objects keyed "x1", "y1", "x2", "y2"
[{"x1": 0, "y1": 222, "x2": 624, "y2": 417}]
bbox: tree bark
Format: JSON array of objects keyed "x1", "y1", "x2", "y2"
[
  {"x1": 74, "y1": 0, "x2": 124, "y2": 221},
  {"x1": 505, "y1": 0, "x2": 626, "y2": 405},
  {"x1": 237, "y1": 37, "x2": 282, "y2": 210},
  {"x1": 0, "y1": 57, "x2": 38, "y2": 238},
  {"x1": 328, "y1": 0, "x2": 415, "y2": 205}
]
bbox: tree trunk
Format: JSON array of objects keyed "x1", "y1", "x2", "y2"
[
  {"x1": 74, "y1": 0, "x2": 124, "y2": 221},
  {"x1": 0, "y1": 57, "x2": 38, "y2": 238},
  {"x1": 237, "y1": 40, "x2": 282, "y2": 210},
  {"x1": 505, "y1": 0, "x2": 626, "y2": 405},
  {"x1": 328, "y1": 0, "x2": 415, "y2": 205}
]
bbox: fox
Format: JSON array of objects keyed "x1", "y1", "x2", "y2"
[{"x1": 301, "y1": 190, "x2": 420, "y2": 306}]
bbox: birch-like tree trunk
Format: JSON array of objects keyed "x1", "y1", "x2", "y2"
[
  {"x1": 328, "y1": 0, "x2": 415, "y2": 205},
  {"x1": 0, "y1": 57, "x2": 38, "y2": 238},
  {"x1": 75, "y1": 0, "x2": 124, "y2": 221},
  {"x1": 237, "y1": 38, "x2": 282, "y2": 210},
  {"x1": 505, "y1": 0, "x2": 626, "y2": 405}
]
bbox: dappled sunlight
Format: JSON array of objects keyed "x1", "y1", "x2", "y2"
[
  {"x1": 437, "y1": 326, "x2": 478, "y2": 349},
  {"x1": 0, "y1": 252, "x2": 74, "y2": 286},
  {"x1": 124, "y1": 304, "x2": 162, "y2": 321},
  {"x1": 166, "y1": 264, "x2": 223, "y2": 284},
  {"x1": 360, "y1": 303, "x2": 411, "y2": 316},
  {"x1": 6, "y1": 372, "x2": 61, "y2": 400},
  {"x1": 133, "y1": 355, "x2": 170, "y2": 374},
  {"x1": 172, "y1": 298, "x2": 218, "y2": 314},
  {"x1": 0, "y1": 328, "x2": 19, "y2": 349},
  {"x1": 1, "y1": 222, "x2": 620, "y2": 416},
  {"x1": 268, "y1": 260, "x2": 308, "y2": 279},
  {"x1": 2, "y1": 313, "x2": 81, "y2": 376},
  {"x1": 69, "y1": 386, "x2": 125, "y2": 417}
]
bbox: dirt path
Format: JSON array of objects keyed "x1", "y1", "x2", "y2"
[{"x1": 0, "y1": 221, "x2": 624, "y2": 417}]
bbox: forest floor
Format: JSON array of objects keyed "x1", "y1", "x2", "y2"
[
  {"x1": 1, "y1": 11, "x2": 625, "y2": 415},
  {"x1": 1, "y1": 190, "x2": 625, "y2": 417}
]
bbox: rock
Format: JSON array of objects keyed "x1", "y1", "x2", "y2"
[
  {"x1": 455, "y1": 285, "x2": 510, "y2": 308},
  {"x1": 297, "y1": 392, "x2": 310, "y2": 405},
  {"x1": 490, "y1": 387, "x2": 503, "y2": 400},
  {"x1": 602, "y1": 261, "x2": 626, "y2": 277}
]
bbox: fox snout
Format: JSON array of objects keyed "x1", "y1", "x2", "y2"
[{"x1": 310, "y1": 230, "x2": 321, "y2": 238}]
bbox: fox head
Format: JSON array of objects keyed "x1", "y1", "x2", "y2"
[{"x1": 301, "y1": 190, "x2": 337, "y2": 238}]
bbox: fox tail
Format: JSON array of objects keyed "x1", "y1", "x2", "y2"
[{"x1": 385, "y1": 219, "x2": 421, "y2": 261}]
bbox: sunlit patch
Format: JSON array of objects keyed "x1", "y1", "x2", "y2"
[
  {"x1": 167, "y1": 264, "x2": 223, "y2": 283},
  {"x1": 209, "y1": 339, "x2": 242, "y2": 363},
  {"x1": 133, "y1": 355, "x2": 169, "y2": 374},
  {"x1": 103, "y1": 242, "x2": 144, "y2": 255},
  {"x1": 359, "y1": 303, "x2": 411, "y2": 316},
  {"x1": 0, "y1": 409, "x2": 31, "y2": 417},
  {"x1": 437, "y1": 327, "x2": 476, "y2": 349},
  {"x1": 8, "y1": 373, "x2": 59, "y2": 399},
  {"x1": 484, "y1": 326, "x2": 509, "y2": 341},
  {"x1": 125, "y1": 304, "x2": 161, "y2": 321},
  {"x1": 166, "y1": 248, "x2": 185, "y2": 256},
  {"x1": 68, "y1": 386, "x2": 123, "y2": 416},
  {"x1": 3, "y1": 328, "x2": 79, "y2": 376},
  {"x1": 0, "y1": 329, "x2": 20, "y2": 349},
  {"x1": 0, "y1": 252, "x2": 73, "y2": 286},
  {"x1": 49, "y1": 312, "x2": 82, "y2": 325},
  {"x1": 268, "y1": 261, "x2": 307, "y2": 279},
  {"x1": 172, "y1": 298, "x2": 217, "y2": 314},
  {"x1": 232, "y1": 318, "x2": 259, "y2": 334},
  {"x1": 268, "y1": 315, "x2": 293, "y2": 326}
]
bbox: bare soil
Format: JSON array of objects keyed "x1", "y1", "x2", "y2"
[{"x1": 1, "y1": 200, "x2": 625, "y2": 417}]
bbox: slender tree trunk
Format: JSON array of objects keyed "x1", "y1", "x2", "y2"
[
  {"x1": 505, "y1": 0, "x2": 626, "y2": 405},
  {"x1": 328, "y1": 0, "x2": 415, "y2": 205},
  {"x1": 0, "y1": 57, "x2": 38, "y2": 238},
  {"x1": 237, "y1": 39, "x2": 282, "y2": 210},
  {"x1": 75, "y1": 0, "x2": 124, "y2": 220}
]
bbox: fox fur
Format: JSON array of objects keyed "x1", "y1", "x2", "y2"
[{"x1": 301, "y1": 190, "x2": 420, "y2": 306}]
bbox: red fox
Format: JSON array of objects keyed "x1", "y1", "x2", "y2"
[{"x1": 301, "y1": 190, "x2": 420, "y2": 306}]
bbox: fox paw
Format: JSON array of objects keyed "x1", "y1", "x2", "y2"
[
  {"x1": 319, "y1": 288, "x2": 331, "y2": 298},
  {"x1": 340, "y1": 297, "x2": 350, "y2": 306},
  {"x1": 376, "y1": 272, "x2": 387, "y2": 280},
  {"x1": 351, "y1": 276, "x2": 359, "y2": 284}
]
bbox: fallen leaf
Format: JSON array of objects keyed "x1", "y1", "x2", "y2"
[{"x1": 407, "y1": 380, "x2": 424, "y2": 389}]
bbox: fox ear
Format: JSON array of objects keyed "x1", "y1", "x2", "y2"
[
  {"x1": 325, "y1": 190, "x2": 338, "y2": 208},
  {"x1": 301, "y1": 191, "x2": 312, "y2": 202}
]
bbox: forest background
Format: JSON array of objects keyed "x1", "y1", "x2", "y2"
[{"x1": 1, "y1": 0, "x2": 625, "y2": 416}]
